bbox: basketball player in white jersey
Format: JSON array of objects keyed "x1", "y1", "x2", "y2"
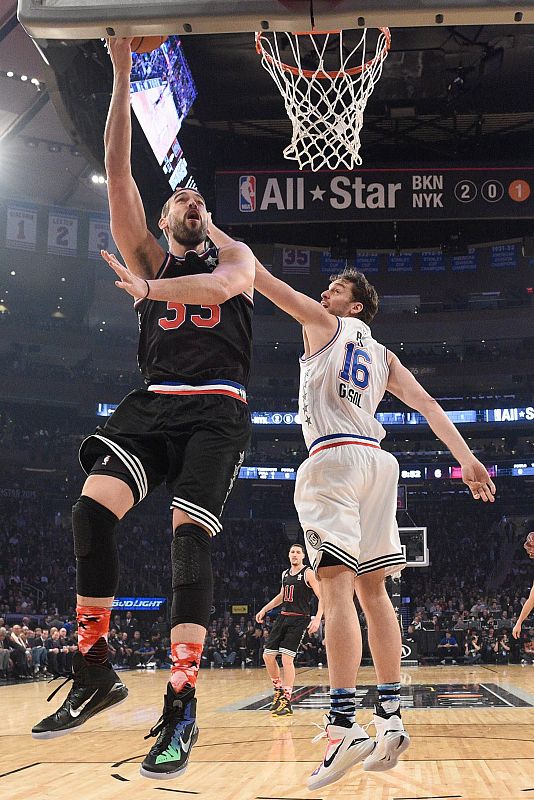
[
  {"x1": 208, "y1": 218, "x2": 495, "y2": 789},
  {"x1": 512, "y1": 532, "x2": 534, "y2": 640}
]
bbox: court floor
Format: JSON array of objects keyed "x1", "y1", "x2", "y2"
[{"x1": 2, "y1": 664, "x2": 534, "y2": 800}]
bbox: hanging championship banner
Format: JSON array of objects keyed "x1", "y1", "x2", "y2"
[
  {"x1": 47, "y1": 208, "x2": 78, "y2": 257},
  {"x1": 88, "y1": 215, "x2": 114, "y2": 260},
  {"x1": 216, "y1": 167, "x2": 534, "y2": 224},
  {"x1": 5, "y1": 203, "x2": 38, "y2": 251},
  {"x1": 320, "y1": 252, "x2": 353, "y2": 274}
]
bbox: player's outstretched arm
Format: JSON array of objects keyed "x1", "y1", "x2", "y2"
[
  {"x1": 386, "y1": 352, "x2": 496, "y2": 502},
  {"x1": 254, "y1": 258, "x2": 336, "y2": 331},
  {"x1": 209, "y1": 215, "x2": 330, "y2": 323},
  {"x1": 512, "y1": 583, "x2": 534, "y2": 638},
  {"x1": 104, "y1": 37, "x2": 165, "y2": 279},
  {"x1": 255, "y1": 588, "x2": 284, "y2": 624},
  {"x1": 102, "y1": 240, "x2": 254, "y2": 305}
]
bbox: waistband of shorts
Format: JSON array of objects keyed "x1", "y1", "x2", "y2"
[
  {"x1": 281, "y1": 611, "x2": 308, "y2": 617},
  {"x1": 309, "y1": 433, "x2": 381, "y2": 457},
  {"x1": 147, "y1": 380, "x2": 247, "y2": 404}
]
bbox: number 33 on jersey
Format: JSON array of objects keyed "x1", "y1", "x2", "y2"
[{"x1": 134, "y1": 247, "x2": 254, "y2": 388}]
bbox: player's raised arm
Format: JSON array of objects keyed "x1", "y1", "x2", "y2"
[
  {"x1": 104, "y1": 37, "x2": 165, "y2": 279},
  {"x1": 386, "y1": 352, "x2": 496, "y2": 502}
]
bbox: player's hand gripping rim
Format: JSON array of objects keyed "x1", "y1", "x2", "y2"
[
  {"x1": 460, "y1": 457, "x2": 496, "y2": 502},
  {"x1": 101, "y1": 250, "x2": 149, "y2": 300}
]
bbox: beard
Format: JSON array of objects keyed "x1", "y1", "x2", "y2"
[{"x1": 169, "y1": 215, "x2": 208, "y2": 247}]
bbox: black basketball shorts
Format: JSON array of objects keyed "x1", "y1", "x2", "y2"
[
  {"x1": 79, "y1": 389, "x2": 251, "y2": 536},
  {"x1": 263, "y1": 614, "x2": 309, "y2": 658}
]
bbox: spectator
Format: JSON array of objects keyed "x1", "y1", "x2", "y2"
[
  {"x1": 128, "y1": 630, "x2": 143, "y2": 668},
  {"x1": 108, "y1": 628, "x2": 123, "y2": 667},
  {"x1": 27, "y1": 626, "x2": 48, "y2": 676},
  {"x1": 481, "y1": 627, "x2": 497, "y2": 663},
  {"x1": 437, "y1": 630, "x2": 459, "y2": 664},
  {"x1": 494, "y1": 631, "x2": 511, "y2": 664},
  {"x1": 137, "y1": 639, "x2": 156, "y2": 667},
  {"x1": 122, "y1": 611, "x2": 138, "y2": 637},
  {"x1": 45, "y1": 629, "x2": 66, "y2": 676},
  {"x1": 521, "y1": 632, "x2": 534, "y2": 664},
  {"x1": 213, "y1": 636, "x2": 237, "y2": 668},
  {"x1": 7, "y1": 624, "x2": 31, "y2": 678},
  {"x1": 0, "y1": 627, "x2": 12, "y2": 680},
  {"x1": 150, "y1": 633, "x2": 169, "y2": 668},
  {"x1": 464, "y1": 631, "x2": 482, "y2": 664}
]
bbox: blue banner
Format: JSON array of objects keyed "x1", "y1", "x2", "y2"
[{"x1": 112, "y1": 597, "x2": 166, "y2": 610}]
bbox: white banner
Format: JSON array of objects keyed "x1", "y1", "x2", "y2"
[
  {"x1": 281, "y1": 246, "x2": 311, "y2": 274},
  {"x1": 88, "y1": 215, "x2": 114, "y2": 260},
  {"x1": 6, "y1": 203, "x2": 38, "y2": 251},
  {"x1": 47, "y1": 209, "x2": 78, "y2": 256}
]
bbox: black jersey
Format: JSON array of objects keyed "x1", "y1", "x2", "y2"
[
  {"x1": 135, "y1": 247, "x2": 253, "y2": 386},
  {"x1": 281, "y1": 567, "x2": 313, "y2": 616}
]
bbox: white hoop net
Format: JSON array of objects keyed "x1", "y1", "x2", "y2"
[{"x1": 256, "y1": 28, "x2": 390, "y2": 171}]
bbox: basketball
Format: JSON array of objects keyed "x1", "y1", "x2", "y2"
[{"x1": 130, "y1": 36, "x2": 167, "y2": 54}]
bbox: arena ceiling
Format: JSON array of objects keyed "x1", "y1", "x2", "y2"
[{"x1": 1, "y1": 2, "x2": 534, "y2": 245}]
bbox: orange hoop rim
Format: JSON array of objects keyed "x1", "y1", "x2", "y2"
[{"x1": 255, "y1": 27, "x2": 391, "y2": 79}]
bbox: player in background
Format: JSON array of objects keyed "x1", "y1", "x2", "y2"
[
  {"x1": 512, "y1": 532, "x2": 534, "y2": 640},
  {"x1": 32, "y1": 38, "x2": 254, "y2": 784},
  {"x1": 207, "y1": 219, "x2": 495, "y2": 790},
  {"x1": 256, "y1": 544, "x2": 322, "y2": 716}
]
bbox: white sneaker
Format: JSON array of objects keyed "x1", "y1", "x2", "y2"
[
  {"x1": 363, "y1": 713, "x2": 410, "y2": 772},
  {"x1": 307, "y1": 715, "x2": 374, "y2": 790}
]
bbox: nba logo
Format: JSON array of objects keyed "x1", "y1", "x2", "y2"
[{"x1": 239, "y1": 175, "x2": 256, "y2": 212}]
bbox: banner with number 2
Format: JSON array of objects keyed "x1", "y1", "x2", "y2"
[{"x1": 47, "y1": 208, "x2": 79, "y2": 257}]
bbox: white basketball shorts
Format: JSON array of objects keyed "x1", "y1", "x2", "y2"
[{"x1": 294, "y1": 443, "x2": 406, "y2": 576}]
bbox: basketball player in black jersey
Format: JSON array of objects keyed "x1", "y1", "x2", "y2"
[
  {"x1": 512, "y1": 532, "x2": 534, "y2": 640},
  {"x1": 256, "y1": 544, "x2": 322, "y2": 716},
  {"x1": 32, "y1": 37, "x2": 254, "y2": 782}
]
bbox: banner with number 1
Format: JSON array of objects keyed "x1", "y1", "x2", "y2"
[{"x1": 6, "y1": 203, "x2": 38, "y2": 251}]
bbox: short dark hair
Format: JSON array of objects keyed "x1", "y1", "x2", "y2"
[
  {"x1": 329, "y1": 268, "x2": 379, "y2": 325},
  {"x1": 161, "y1": 189, "x2": 206, "y2": 219},
  {"x1": 290, "y1": 543, "x2": 305, "y2": 555}
]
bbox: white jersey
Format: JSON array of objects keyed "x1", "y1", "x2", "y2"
[{"x1": 299, "y1": 316, "x2": 389, "y2": 455}]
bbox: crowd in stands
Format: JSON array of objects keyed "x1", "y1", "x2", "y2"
[
  {"x1": 1, "y1": 405, "x2": 532, "y2": 478},
  {"x1": 1, "y1": 399, "x2": 534, "y2": 683}
]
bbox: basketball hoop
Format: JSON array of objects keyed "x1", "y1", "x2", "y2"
[{"x1": 255, "y1": 27, "x2": 391, "y2": 171}]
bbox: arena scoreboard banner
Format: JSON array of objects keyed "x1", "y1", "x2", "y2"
[{"x1": 216, "y1": 167, "x2": 534, "y2": 223}]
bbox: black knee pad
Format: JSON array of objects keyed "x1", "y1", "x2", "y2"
[
  {"x1": 73, "y1": 496, "x2": 120, "y2": 597},
  {"x1": 171, "y1": 523, "x2": 213, "y2": 629}
]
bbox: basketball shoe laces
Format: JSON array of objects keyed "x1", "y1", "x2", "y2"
[
  {"x1": 144, "y1": 695, "x2": 190, "y2": 749},
  {"x1": 45, "y1": 672, "x2": 86, "y2": 704},
  {"x1": 311, "y1": 717, "x2": 373, "y2": 744}
]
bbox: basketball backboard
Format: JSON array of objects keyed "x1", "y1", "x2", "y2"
[
  {"x1": 17, "y1": 0, "x2": 534, "y2": 40},
  {"x1": 399, "y1": 527, "x2": 429, "y2": 567}
]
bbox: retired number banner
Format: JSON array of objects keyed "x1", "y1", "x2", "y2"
[
  {"x1": 47, "y1": 208, "x2": 79, "y2": 257},
  {"x1": 5, "y1": 203, "x2": 38, "y2": 251}
]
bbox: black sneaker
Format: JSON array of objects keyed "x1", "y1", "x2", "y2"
[
  {"x1": 31, "y1": 652, "x2": 128, "y2": 739},
  {"x1": 270, "y1": 687, "x2": 283, "y2": 712},
  {"x1": 140, "y1": 683, "x2": 198, "y2": 780},
  {"x1": 272, "y1": 695, "x2": 293, "y2": 717}
]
